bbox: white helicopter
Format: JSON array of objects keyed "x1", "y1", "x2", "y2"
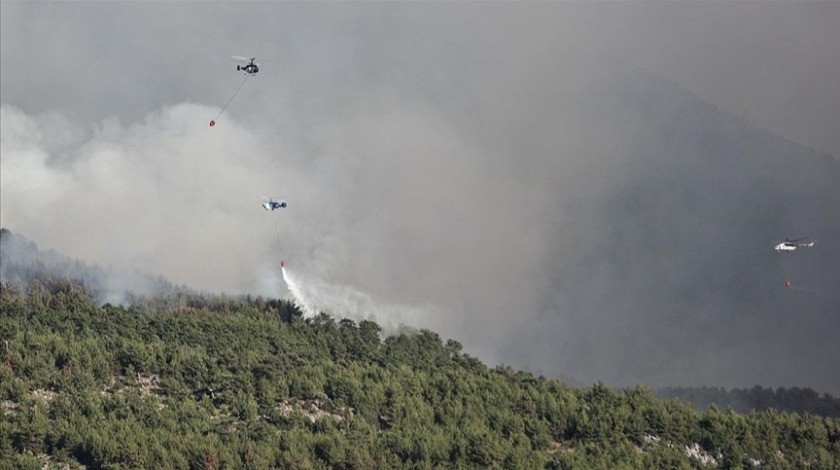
[
  {"x1": 261, "y1": 197, "x2": 287, "y2": 211},
  {"x1": 233, "y1": 56, "x2": 260, "y2": 75},
  {"x1": 774, "y1": 237, "x2": 815, "y2": 252}
]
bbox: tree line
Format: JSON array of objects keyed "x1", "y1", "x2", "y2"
[{"x1": 658, "y1": 386, "x2": 840, "y2": 419}]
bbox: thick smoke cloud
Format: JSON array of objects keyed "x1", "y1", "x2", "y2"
[
  {"x1": 1, "y1": 104, "x2": 288, "y2": 293},
  {"x1": 2, "y1": 2, "x2": 838, "y2": 394}
]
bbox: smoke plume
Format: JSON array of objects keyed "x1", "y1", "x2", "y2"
[{"x1": 2, "y1": 2, "x2": 839, "y2": 394}]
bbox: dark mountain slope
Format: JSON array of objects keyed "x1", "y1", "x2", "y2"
[{"x1": 494, "y1": 59, "x2": 840, "y2": 393}]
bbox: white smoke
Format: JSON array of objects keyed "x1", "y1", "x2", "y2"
[
  {"x1": 4, "y1": 0, "x2": 838, "y2": 395},
  {"x1": 0, "y1": 103, "x2": 288, "y2": 295},
  {"x1": 281, "y1": 262, "x2": 436, "y2": 334}
]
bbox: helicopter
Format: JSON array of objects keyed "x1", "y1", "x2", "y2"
[
  {"x1": 774, "y1": 237, "x2": 815, "y2": 252},
  {"x1": 209, "y1": 56, "x2": 261, "y2": 127},
  {"x1": 262, "y1": 197, "x2": 287, "y2": 211},
  {"x1": 233, "y1": 56, "x2": 260, "y2": 75}
]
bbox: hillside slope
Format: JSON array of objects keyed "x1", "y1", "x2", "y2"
[
  {"x1": 2, "y1": 278, "x2": 838, "y2": 469},
  {"x1": 495, "y1": 60, "x2": 840, "y2": 392}
]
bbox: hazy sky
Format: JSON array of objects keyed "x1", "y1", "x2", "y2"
[{"x1": 2, "y1": 2, "x2": 838, "y2": 393}]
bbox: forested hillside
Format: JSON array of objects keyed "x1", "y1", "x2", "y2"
[
  {"x1": 2, "y1": 277, "x2": 839, "y2": 469},
  {"x1": 658, "y1": 386, "x2": 840, "y2": 419}
]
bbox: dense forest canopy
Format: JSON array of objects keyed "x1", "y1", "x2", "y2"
[
  {"x1": 2, "y1": 275, "x2": 839, "y2": 469},
  {"x1": 2, "y1": 228, "x2": 839, "y2": 467}
]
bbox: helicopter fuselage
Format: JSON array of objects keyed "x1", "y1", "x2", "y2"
[
  {"x1": 237, "y1": 64, "x2": 259, "y2": 75},
  {"x1": 263, "y1": 200, "x2": 287, "y2": 211}
]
